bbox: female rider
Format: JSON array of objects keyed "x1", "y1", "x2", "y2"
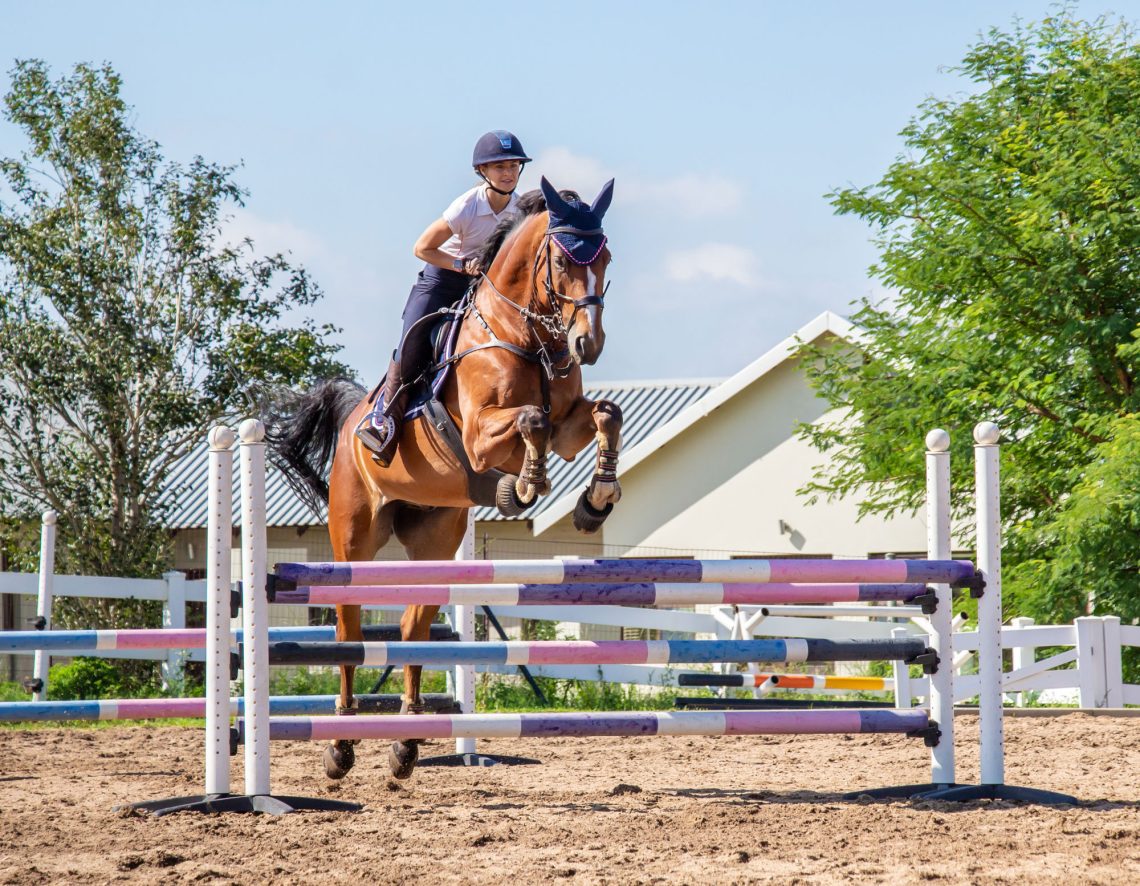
[{"x1": 355, "y1": 130, "x2": 532, "y2": 466}]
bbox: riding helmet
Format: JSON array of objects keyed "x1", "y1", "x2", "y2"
[{"x1": 472, "y1": 131, "x2": 532, "y2": 167}]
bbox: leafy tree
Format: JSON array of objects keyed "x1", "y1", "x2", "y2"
[
  {"x1": 0, "y1": 60, "x2": 349, "y2": 628},
  {"x1": 798, "y1": 10, "x2": 1140, "y2": 633}
]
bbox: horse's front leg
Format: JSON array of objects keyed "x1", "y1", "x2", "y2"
[
  {"x1": 389, "y1": 603, "x2": 440, "y2": 779},
  {"x1": 323, "y1": 602, "x2": 363, "y2": 779},
  {"x1": 552, "y1": 397, "x2": 623, "y2": 533},
  {"x1": 466, "y1": 404, "x2": 553, "y2": 508},
  {"x1": 513, "y1": 405, "x2": 552, "y2": 505}
]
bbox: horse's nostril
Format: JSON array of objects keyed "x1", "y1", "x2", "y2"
[{"x1": 575, "y1": 338, "x2": 587, "y2": 359}]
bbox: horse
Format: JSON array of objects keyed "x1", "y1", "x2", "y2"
[{"x1": 264, "y1": 177, "x2": 623, "y2": 780}]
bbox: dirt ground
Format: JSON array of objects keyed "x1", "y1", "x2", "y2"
[{"x1": 0, "y1": 712, "x2": 1137, "y2": 885}]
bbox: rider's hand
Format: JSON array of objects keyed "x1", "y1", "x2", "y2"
[{"x1": 463, "y1": 258, "x2": 482, "y2": 276}]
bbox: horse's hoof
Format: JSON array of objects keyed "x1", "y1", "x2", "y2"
[
  {"x1": 323, "y1": 740, "x2": 355, "y2": 780},
  {"x1": 572, "y1": 490, "x2": 613, "y2": 533},
  {"x1": 495, "y1": 473, "x2": 529, "y2": 517},
  {"x1": 388, "y1": 740, "x2": 420, "y2": 780}
]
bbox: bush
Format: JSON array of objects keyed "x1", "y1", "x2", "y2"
[
  {"x1": 0, "y1": 681, "x2": 29, "y2": 701},
  {"x1": 46, "y1": 657, "x2": 160, "y2": 700}
]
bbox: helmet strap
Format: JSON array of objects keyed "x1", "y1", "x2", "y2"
[{"x1": 478, "y1": 170, "x2": 515, "y2": 196}]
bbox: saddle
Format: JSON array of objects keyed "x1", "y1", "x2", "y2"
[
  {"x1": 369, "y1": 292, "x2": 468, "y2": 423},
  {"x1": 369, "y1": 290, "x2": 516, "y2": 509}
]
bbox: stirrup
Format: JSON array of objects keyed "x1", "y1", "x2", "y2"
[{"x1": 355, "y1": 412, "x2": 397, "y2": 461}]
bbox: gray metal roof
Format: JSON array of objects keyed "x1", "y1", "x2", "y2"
[{"x1": 162, "y1": 378, "x2": 721, "y2": 530}]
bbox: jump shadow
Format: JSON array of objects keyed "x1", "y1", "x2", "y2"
[{"x1": 665, "y1": 786, "x2": 1132, "y2": 811}]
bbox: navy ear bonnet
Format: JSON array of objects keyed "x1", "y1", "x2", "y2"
[{"x1": 540, "y1": 176, "x2": 614, "y2": 265}]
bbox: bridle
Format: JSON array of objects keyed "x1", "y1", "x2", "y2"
[
  {"x1": 476, "y1": 226, "x2": 609, "y2": 366},
  {"x1": 541, "y1": 226, "x2": 611, "y2": 326},
  {"x1": 431, "y1": 222, "x2": 610, "y2": 413}
]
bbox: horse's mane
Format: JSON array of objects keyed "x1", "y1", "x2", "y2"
[{"x1": 472, "y1": 187, "x2": 581, "y2": 272}]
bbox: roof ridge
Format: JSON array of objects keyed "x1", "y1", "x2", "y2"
[{"x1": 584, "y1": 377, "x2": 724, "y2": 391}]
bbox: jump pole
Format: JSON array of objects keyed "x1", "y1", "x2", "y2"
[
  {"x1": 271, "y1": 558, "x2": 974, "y2": 587},
  {"x1": 925, "y1": 429, "x2": 956, "y2": 787},
  {"x1": 919, "y1": 423, "x2": 1076, "y2": 804},
  {"x1": 270, "y1": 582, "x2": 930, "y2": 607},
  {"x1": 31, "y1": 510, "x2": 57, "y2": 701},
  {"x1": 455, "y1": 513, "x2": 476, "y2": 757},
  {"x1": 853, "y1": 429, "x2": 957, "y2": 798},
  {"x1": 120, "y1": 425, "x2": 256, "y2": 815},
  {"x1": 120, "y1": 422, "x2": 361, "y2": 816},
  {"x1": 451, "y1": 514, "x2": 480, "y2": 760},
  {"x1": 206, "y1": 427, "x2": 235, "y2": 798},
  {"x1": 234, "y1": 419, "x2": 360, "y2": 814}
]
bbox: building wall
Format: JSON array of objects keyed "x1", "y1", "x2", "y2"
[{"x1": 555, "y1": 356, "x2": 929, "y2": 558}]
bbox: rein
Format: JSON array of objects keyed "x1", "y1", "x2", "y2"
[{"x1": 434, "y1": 229, "x2": 608, "y2": 412}]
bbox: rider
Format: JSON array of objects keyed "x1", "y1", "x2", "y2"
[{"x1": 355, "y1": 130, "x2": 532, "y2": 466}]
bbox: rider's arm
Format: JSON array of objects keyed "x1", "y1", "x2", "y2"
[{"x1": 414, "y1": 218, "x2": 476, "y2": 273}]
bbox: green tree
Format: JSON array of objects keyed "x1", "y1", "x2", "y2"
[
  {"x1": 0, "y1": 60, "x2": 349, "y2": 626},
  {"x1": 798, "y1": 11, "x2": 1140, "y2": 628}
]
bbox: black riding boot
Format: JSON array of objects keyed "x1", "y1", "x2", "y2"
[{"x1": 355, "y1": 359, "x2": 408, "y2": 468}]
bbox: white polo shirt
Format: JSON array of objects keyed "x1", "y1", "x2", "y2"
[{"x1": 439, "y1": 185, "x2": 520, "y2": 261}]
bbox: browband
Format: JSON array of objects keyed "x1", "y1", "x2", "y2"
[{"x1": 547, "y1": 225, "x2": 604, "y2": 236}]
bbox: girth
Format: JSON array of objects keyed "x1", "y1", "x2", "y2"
[{"x1": 421, "y1": 397, "x2": 514, "y2": 510}]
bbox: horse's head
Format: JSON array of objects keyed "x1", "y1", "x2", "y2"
[{"x1": 539, "y1": 176, "x2": 613, "y2": 366}]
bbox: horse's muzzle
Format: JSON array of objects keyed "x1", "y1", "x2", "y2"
[{"x1": 572, "y1": 332, "x2": 602, "y2": 366}]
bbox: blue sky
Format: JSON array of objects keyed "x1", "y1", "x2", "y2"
[{"x1": 4, "y1": 1, "x2": 1138, "y2": 384}]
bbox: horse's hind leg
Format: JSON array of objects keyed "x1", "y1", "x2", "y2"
[
  {"x1": 321, "y1": 602, "x2": 363, "y2": 779},
  {"x1": 388, "y1": 505, "x2": 469, "y2": 779}
]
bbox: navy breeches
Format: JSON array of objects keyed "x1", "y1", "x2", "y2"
[{"x1": 395, "y1": 264, "x2": 471, "y2": 378}]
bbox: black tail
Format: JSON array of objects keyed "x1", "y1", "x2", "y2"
[{"x1": 260, "y1": 377, "x2": 366, "y2": 517}]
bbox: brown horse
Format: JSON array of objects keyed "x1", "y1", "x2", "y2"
[{"x1": 265, "y1": 179, "x2": 623, "y2": 780}]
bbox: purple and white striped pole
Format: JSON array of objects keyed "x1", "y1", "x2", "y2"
[
  {"x1": 272, "y1": 558, "x2": 974, "y2": 588},
  {"x1": 241, "y1": 708, "x2": 932, "y2": 743},
  {"x1": 270, "y1": 582, "x2": 928, "y2": 607}
]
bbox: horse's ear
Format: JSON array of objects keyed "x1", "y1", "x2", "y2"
[
  {"x1": 540, "y1": 176, "x2": 572, "y2": 216},
  {"x1": 590, "y1": 179, "x2": 614, "y2": 220}
]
